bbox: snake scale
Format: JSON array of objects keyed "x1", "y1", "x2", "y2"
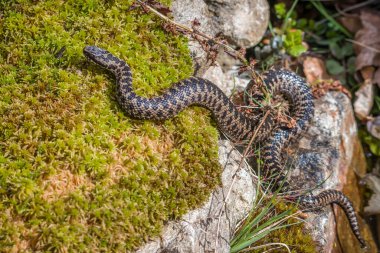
[{"x1": 83, "y1": 46, "x2": 366, "y2": 248}]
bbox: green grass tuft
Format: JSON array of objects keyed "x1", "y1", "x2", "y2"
[
  {"x1": 0, "y1": 0, "x2": 220, "y2": 251},
  {"x1": 231, "y1": 196, "x2": 316, "y2": 253}
]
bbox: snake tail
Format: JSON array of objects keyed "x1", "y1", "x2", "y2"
[{"x1": 299, "y1": 190, "x2": 367, "y2": 248}]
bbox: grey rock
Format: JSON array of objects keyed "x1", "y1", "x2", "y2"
[
  {"x1": 202, "y1": 64, "x2": 249, "y2": 96},
  {"x1": 137, "y1": 140, "x2": 256, "y2": 253},
  {"x1": 142, "y1": 0, "x2": 370, "y2": 251},
  {"x1": 285, "y1": 92, "x2": 367, "y2": 251},
  {"x1": 172, "y1": 0, "x2": 269, "y2": 75},
  {"x1": 172, "y1": 0, "x2": 215, "y2": 76},
  {"x1": 205, "y1": 0, "x2": 269, "y2": 47}
]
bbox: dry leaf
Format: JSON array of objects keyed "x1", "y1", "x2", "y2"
[
  {"x1": 312, "y1": 80, "x2": 352, "y2": 99},
  {"x1": 146, "y1": 0, "x2": 172, "y2": 16},
  {"x1": 339, "y1": 15, "x2": 362, "y2": 34},
  {"x1": 355, "y1": 10, "x2": 380, "y2": 71},
  {"x1": 354, "y1": 66, "x2": 375, "y2": 120},
  {"x1": 361, "y1": 65, "x2": 375, "y2": 80},
  {"x1": 367, "y1": 116, "x2": 380, "y2": 139},
  {"x1": 130, "y1": 0, "x2": 172, "y2": 16},
  {"x1": 303, "y1": 56, "x2": 351, "y2": 98},
  {"x1": 374, "y1": 68, "x2": 380, "y2": 87},
  {"x1": 302, "y1": 56, "x2": 330, "y2": 83},
  {"x1": 354, "y1": 79, "x2": 375, "y2": 120},
  {"x1": 350, "y1": 10, "x2": 380, "y2": 121},
  {"x1": 363, "y1": 173, "x2": 380, "y2": 215}
]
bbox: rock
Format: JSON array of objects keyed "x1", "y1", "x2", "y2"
[
  {"x1": 171, "y1": 0, "x2": 216, "y2": 76},
  {"x1": 145, "y1": 1, "x2": 378, "y2": 251},
  {"x1": 171, "y1": 0, "x2": 269, "y2": 74},
  {"x1": 136, "y1": 140, "x2": 256, "y2": 253},
  {"x1": 202, "y1": 63, "x2": 250, "y2": 96},
  {"x1": 205, "y1": 0, "x2": 269, "y2": 48},
  {"x1": 285, "y1": 92, "x2": 378, "y2": 252}
]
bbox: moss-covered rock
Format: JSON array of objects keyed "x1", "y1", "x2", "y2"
[{"x1": 0, "y1": 0, "x2": 220, "y2": 251}]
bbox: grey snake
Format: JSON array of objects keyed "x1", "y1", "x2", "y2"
[{"x1": 83, "y1": 45, "x2": 366, "y2": 248}]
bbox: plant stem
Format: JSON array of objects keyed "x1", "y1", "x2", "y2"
[
  {"x1": 346, "y1": 39, "x2": 380, "y2": 53},
  {"x1": 310, "y1": 1, "x2": 352, "y2": 38},
  {"x1": 281, "y1": 0, "x2": 299, "y2": 32}
]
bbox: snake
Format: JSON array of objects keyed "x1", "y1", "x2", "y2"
[{"x1": 83, "y1": 45, "x2": 366, "y2": 248}]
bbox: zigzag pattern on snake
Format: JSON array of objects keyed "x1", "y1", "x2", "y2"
[{"x1": 83, "y1": 46, "x2": 366, "y2": 248}]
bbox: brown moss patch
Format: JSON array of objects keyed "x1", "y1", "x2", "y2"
[{"x1": 41, "y1": 169, "x2": 95, "y2": 202}]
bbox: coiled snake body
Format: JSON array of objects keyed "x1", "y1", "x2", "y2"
[{"x1": 84, "y1": 46, "x2": 366, "y2": 248}]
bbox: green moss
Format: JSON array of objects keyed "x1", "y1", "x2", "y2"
[
  {"x1": 248, "y1": 200, "x2": 317, "y2": 253},
  {"x1": 259, "y1": 202, "x2": 316, "y2": 253},
  {"x1": 0, "y1": 0, "x2": 220, "y2": 251}
]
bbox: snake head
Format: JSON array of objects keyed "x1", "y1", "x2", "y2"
[{"x1": 83, "y1": 46, "x2": 115, "y2": 68}]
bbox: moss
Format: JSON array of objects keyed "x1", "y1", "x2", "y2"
[
  {"x1": 249, "y1": 200, "x2": 317, "y2": 253},
  {"x1": 0, "y1": 0, "x2": 220, "y2": 251}
]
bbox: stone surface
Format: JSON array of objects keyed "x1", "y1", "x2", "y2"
[
  {"x1": 171, "y1": 0, "x2": 216, "y2": 76},
  {"x1": 202, "y1": 64, "x2": 249, "y2": 96},
  {"x1": 141, "y1": 0, "x2": 378, "y2": 251},
  {"x1": 205, "y1": 0, "x2": 269, "y2": 47},
  {"x1": 285, "y1": 92, "x2": 378, "y2": 252},
  {"x1": 137, "y1": 140, "x2": 256, "y2": 253},
  {"x1": 172, "y1": 0, "x2": 269, "y2": 75}
]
